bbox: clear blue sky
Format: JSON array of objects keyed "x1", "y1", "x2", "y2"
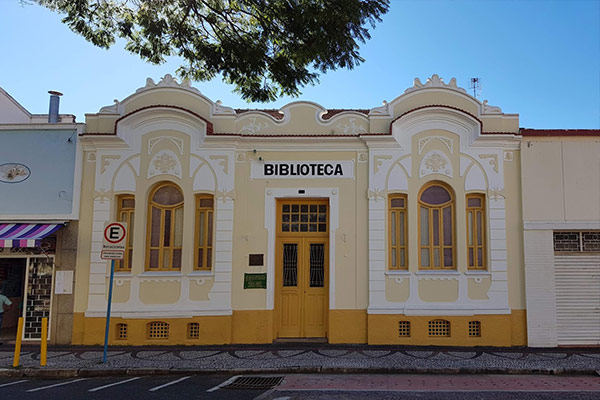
[{"x1": 1, "y1": 0, "x2": 598, "y2": 128}]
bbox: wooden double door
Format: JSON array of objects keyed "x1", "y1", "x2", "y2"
[{"x1": 276, "y1": 200, "x2": 329, "y2": 338}]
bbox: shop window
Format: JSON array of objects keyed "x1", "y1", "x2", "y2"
[
  {"x1": 468, "y1": 321, "x2": 481, "y2": 337},
  {"x1": 147, "y1": 321, "x2": 170, "y2": 339},
  {"x1": 116, "y1": 195, "x2": 135, "y2": 271},
  {"x1": 195, "y1": 195, "x2": 214, "y2": 270},
  {"x1": 466, "y1": 194, "x2": 486, "y2": 270},
  {"x1": 146, "y1": 183, "x2": 184, "y2": 270},
  {"x1": 116, "y1": 323, "x2": 128, "y2": 340},
  {"x1": 398, "y1": 321, "x2": 411, "y2": 337},
  {"x1": 188, "y1": 322, "x2": 200, "y2": 339},
  {"x1": 428, "y1": 319, "x2": 450, "y2": 337},
  {"x1": 419, "y1": 183, "x2": 455, "y2": 269},
  {"x1": 389, "y1": 194, "x2": 408, "y2": 270}
]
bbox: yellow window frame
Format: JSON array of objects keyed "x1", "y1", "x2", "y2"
[
  {"x1": 194, "y1": 194, "x2": 214, "y2": 271},
  {"x1": 466, "y1": 193, "x2": 487, "y2": 270},
  {"x1": 418, "y1": 182, "x2": 455, "y2": 270},
  {"x1": 116, "y1": 194, "x2": 134, "y2": 272},
  {"x1": 388, "y1": 194, "x2": 408, "y2": 270}
]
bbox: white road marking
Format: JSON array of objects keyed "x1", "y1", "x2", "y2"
[
  {"x1": 148, "y1": 376, "x2": 191, "y2": 392},
  {"x1": 206, "y1": 375, "x2": 239, "y2": 392},
  {"x1": 27, "y1": 378, "x2": 88, "y2": 392},
  {"x1": 88, "y1": 376, "x2": 141, "y2": 392},
  {"x1": 0, "y1": 380, "x2": 28, "y2": 388}
]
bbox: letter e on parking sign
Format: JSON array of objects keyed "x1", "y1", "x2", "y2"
[{"x1": 101, "y1": 222, "x2": 127, "y2": 260}]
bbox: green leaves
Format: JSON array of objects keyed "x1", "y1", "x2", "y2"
[{"x1": 35, "y1": 0, "x2": 389, "y2": 102}]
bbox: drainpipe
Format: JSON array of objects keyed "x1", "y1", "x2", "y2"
[{"x1": 48, "y1": 91, "x2": 63, "y2": 123}]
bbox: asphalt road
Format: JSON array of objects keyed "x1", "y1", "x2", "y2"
[{"x1": 1, "y1": 374, "x2": 599, "y2": 399}]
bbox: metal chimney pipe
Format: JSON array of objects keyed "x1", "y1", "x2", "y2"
[{"x1": 48, "y1": 91, "x2": 63, "y2": 123}]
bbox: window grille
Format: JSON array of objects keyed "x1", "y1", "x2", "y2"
[
  {"x1": 116, "y1": 323, "x2": 128, "y2": 340},
  {"x1": 188, "y1": 322, "x2": 200, "y2": 339},
  {"x1": 468, "y1": 321, "x2": 481, "y2": 337},
  {"x1": 148, "y1": 321, "x2": 170, "y2": 339},
  {"x1": 428, "y1": 319, "x2": 450, "y2": 337},
  {"x1": 554, "y1": 231, "x2": 600, "y2": 252},
  {"x1": 398, "y1": 321, "x2": 411, "y2": 337}
]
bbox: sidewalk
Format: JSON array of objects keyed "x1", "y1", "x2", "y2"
[{"x1": 1, "y1": 343, "x2": 599, "y2": 377}]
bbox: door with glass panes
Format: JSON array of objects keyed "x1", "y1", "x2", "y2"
[{"x1": 276, "y1": 200, "x2": 328, "y2": 338}]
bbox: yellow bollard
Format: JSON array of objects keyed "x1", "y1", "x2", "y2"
[
  {"x1": 40, "y1": 317, "x2": 48, "y2": 367},
  {"x1": 12, "y1": 317, "x2": 24, "y2": 368}
]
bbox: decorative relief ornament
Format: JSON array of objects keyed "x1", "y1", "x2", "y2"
[
  {"x1": 420, "y1": 150, "x2": 452, "y2": 178},
  {"x1": 404, "y1": 74, "x2": 467, "y2": 94},
  {"x1": 488, "y1": 187, "x2": 506, "y2": 201},
  {"x1": 369, "y1": 100, "x2": 390, "y2": 116},
  {"x1": 503, "y1": 151, "x2": 514, "y2": 162},
  {"x1": 479, "y1": 154, "x2": 499, "y2": 173},
  {"x1": 101, "y1": 155, "x2": 121, "y2": 174},
  {"x1": 236, "y1": 153, "x2": 247, "y2": 162},
  {"x1": 335, "y1": 118, "x2": 367, "y2": 135},
  {"x1": 209, "y1": 155, "x2": 229, "y2": 174},
  {"x1": 215, "y1": 189, "x2": 235, "y2": 202},
  {"x1": 418, "y1": 136, "x2": 453, "y2": 154},
  {"x1": 213, "y1": 100, "x2": 235, "y2": 115},
  {"x1": 93, "y1": 189, "x2": 112, "y2": 204},
  {"x1": 367, "y1": 188, "x2": 386, "y2": 201},
  {"x1": 148, "y1": 150, "x2": 182, "y2": 179},
  {"x1": 87, "y1": 152, "x2": 97, "y2": 162},
  {"x1": 240, "y1": 117, "x2": 269, "y2": 134},
  {"x1": 0, "y1": 163, "x2": 30, "y2": 183},
  {"x1": 136, "y1": 74, "x2": 201, "y2": 95},
  {"x1": 374, "y1": 155, "x2": 393, "y2": 174},
  {"x1": 148, "y1": 136, "x2": 184, "y2": 155},
  {"x1": 358, "y1": 152, "x2": 368, "y2": 162}
]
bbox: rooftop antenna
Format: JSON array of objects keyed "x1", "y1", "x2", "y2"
[{"x1": 469, "y1": 78, "x2": 481, "y2": 99}]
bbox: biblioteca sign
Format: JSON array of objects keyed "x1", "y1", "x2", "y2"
[{"x1": 251, "y1": 161, "x2": 354, "y2": 179}]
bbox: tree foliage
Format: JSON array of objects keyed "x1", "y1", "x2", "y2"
[{"x1": 35, "y1": 0, "x2": 389, "y2": 101}]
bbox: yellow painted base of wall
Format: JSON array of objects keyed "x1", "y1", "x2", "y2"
[
  {"x1": 72, "y1": 313, "x2": 232, "y2": 345},
  {"x1": 72, "y1": 310, "x2": 526, "y2": 347},
  {"x1": 367, "y1": 310, "x2": 527, "y2": 347},
  {"x1": 329, "y1": 310, "x2": 367, "y2": 343}
]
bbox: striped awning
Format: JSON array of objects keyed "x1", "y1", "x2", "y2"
[{"x1": 0, "y1": 223, "x2": 63, "y2": 248}]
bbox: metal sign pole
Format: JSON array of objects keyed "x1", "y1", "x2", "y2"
[{"x1": 102, "y1": 259, "x2": 116, "y2": 364}]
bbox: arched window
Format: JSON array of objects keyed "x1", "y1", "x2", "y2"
[
  {"x1": 418, "y1": 182, "x2": 455, "y2": 269},
  {"x1": 147, "y1": 183, "x2": 184, "y2": 270}
]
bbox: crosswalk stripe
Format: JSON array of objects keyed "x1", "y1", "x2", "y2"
[
  {"x1": 148, "y1": 376, "x2": 191, "y2": 392},
  {"x1": 0, "y1": 380, "x2": 28, "y2": 388},
  {"x1": 88, "y1": 376, "x2": 141, "y2": 392},
  {"x1": 27, "y1": 378, "x2": 88, "y2": 392}
]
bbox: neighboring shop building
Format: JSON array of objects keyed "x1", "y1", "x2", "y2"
[
  {"x1": 521, "y1": 130, "x2": 600, "y2": 346},
  {"x1": 74, "y1": 74, "x2": 527, "y2": 346},
  {"x1": 0, "y1": 88, "x2": 82, "y2": 344}
]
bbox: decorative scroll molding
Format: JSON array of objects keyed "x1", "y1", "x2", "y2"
[
  {"x1": 394, "y1": 277, "x2": 406, "y2": 284},
  {"x1": 479, "y1": 154, "x2": 499, "y2": 173},
  {"x1": 420, "y1": 150, "x2": 452, "y2": 178},
  {"x1": 191, "y1": 278, "x2": 208, "y2": 286},
  {"x1": 215, "y1": 189, "x2": 235, "y2": 202},
  {"x1": 482, "y1": 100, "x2": 503, "y2": 114},
  {"x1": 148, "y1": 150, "x2": 182, "y2": 179},
  {"x1": 213, "y1": 100, "x2": 235, "y2": 115},
  {"x1": 93, "y1": 189, "x2": 112, "y2": 204},
  {"x1": 335, "y1": 118, "x2": 367, "y2": 135},
  {"x1": 404, "y1": 74, "x2": 467, "y2": 94},
  {"x1": 418, "y1": 136, "x2": 453, "y2": 154},
  {"x1": 136, "y1": 74, "x2": 201, "y2": 95},
  {"x1": 369, "y1": 100, "x2": 390, "y2": 116},
  {"x1": 99, "y1": 99, "x2": 120, "y2": 114},
  {"x1": 148, "y1": 136, "x2": 184, "y2": 155},
  {"x1": 239, "y1": 117, "x2": 269, "y2": 134},
  {"x1": 209, "y1": 155, "x2": 229, "y2": 174},
  {"x1": 101, "y1": 155, "x2": 120, "y2": 174},
  {"x1": 417, "y1": 275, "x2": 459, "y2": 281},
  {"x1": 139, "y1": 277, "x2": 182, "y2": 283},
  {"x1": 503, "y1": 151, "x2": 514, "y2": 162},
  {"x1": 367, "y1": 188, "x2": 386, "y2": 201},
  {"x1": 488, "y1": 187, "x2": 506, "y2": 201},
  {"x1": 374, "y1": 155, "x2": 392, "y2": 174}
]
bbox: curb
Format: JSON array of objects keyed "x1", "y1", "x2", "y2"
[{"x1": 1, "y1": 367, "x2": 599, "y2": 378}]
